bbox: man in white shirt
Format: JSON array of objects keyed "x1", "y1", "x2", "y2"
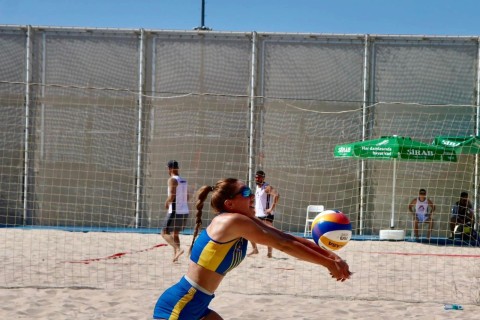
[
  {"x1": 247, "y1": 170, "x2": 280, "y2": 258},
  {"x1": 162, "y1": 160, "x2": 189, "y2": 262},
  {"x1": 408, "y1": 188, "x2": 435, "y2": 239}
]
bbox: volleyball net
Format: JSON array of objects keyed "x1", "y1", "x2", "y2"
[{"x1": 1, "y1": 81, "x2": 480, "y2": 304}]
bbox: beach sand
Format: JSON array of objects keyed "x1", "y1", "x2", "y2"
[
  {"x1": 2, "y1": 288, "x2": 478, "y2": 319},
  {"x1": 1, "y1": 229, "x2": 480, "y2": 319}
]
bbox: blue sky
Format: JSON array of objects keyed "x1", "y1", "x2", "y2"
[{"x1": 0, "y1": 0, "x2": 478, "y2": 36}]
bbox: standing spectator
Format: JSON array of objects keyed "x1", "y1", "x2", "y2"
[
  {"x1": 408, "y1": 188, "x2": 435, "y2": 239},
  {"x1": 247, "y1": 170, "x2": 280, "y2": 258},
  {"x1": 162, "y1": 160, "x2": 189, "y2": 262}
]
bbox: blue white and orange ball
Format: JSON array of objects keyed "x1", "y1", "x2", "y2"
[{"x1": 311, "y1": 210, "x2": 352, "y2": 251}]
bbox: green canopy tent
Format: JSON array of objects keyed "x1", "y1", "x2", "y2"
[
  {"x1": 334, "y1": 136, "x2": 457, "y2": 231},
  {"x1": 432, "y1": 136, "x2": 480, "y2": 154}
]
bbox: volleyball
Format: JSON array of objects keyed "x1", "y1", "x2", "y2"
[{"x1": 311, "y1": 210, "x2": 352, "y2": 251}]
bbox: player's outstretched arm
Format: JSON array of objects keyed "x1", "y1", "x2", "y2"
[{"x1": 232, "y1": 214, "x2": 351, "y2": 281}]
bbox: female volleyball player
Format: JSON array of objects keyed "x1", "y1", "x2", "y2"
[{"x1": 153, "y1": 178, "x2": 352, "y2": 320}]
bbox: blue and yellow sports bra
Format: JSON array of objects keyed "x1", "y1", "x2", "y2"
[{"x1": 190, "y1": 229, "x2": 248, "y2": 276}]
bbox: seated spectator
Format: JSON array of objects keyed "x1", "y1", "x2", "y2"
[
  {"x1": 450, "y1": 191, "x2": 475, "y2": 239},
  {"x1": 408, "y1": 188, "x2": 435, "y2": 239}
]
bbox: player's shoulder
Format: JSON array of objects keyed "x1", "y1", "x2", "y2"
[
  {"x1": 168, "y1": 176, "x2": 179, "y2": 184},
  {"x1": 214, "y1": 212, "x2": 251, "y2": 227}
]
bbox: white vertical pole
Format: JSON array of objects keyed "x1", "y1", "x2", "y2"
[
  {"x1": 23, "y1": 26, "x2": 32, "y2": 225},
  {"x1": 135, "y1": 29, "x2": 145, "y2": 228},
  {"x1": 391, "y1": 158, "x2": 397, "y2": 229},
  {"x1": 248, "y1": 32, "x2": 257, "y2": 187},
  {"x1": 359, "y1": 34, "x2": 370, "y2": 235},
  {"x1": 146, "y1": 36, "x2": 158, "y2": 228}
]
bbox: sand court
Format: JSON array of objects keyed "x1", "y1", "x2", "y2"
[{"x1": 1, "y1": 229, "x2": 480, "y2": 319}]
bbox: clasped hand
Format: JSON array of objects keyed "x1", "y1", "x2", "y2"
[{"x1": 329, "y1": 258, "x2": 352, "y2": 282}]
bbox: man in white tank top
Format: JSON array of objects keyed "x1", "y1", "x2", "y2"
[
  {"x1": 162, "y1": 160, "x2": 190, "y2": 262},
  {"x1": 408, "y1": 188, "x2": 435, "y2": 239},
  {"x1": 247, "y1": 170, "x2": 280, "y2": 258}
]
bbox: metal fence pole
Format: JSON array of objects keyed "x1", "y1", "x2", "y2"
[
  {"x1": 135, "y1": 29, "x2": 145, "y2": 228},
  {"x1": 248, "y1": 32, "x2": 257, "y2": 187},
  {"x1": 359, "y1": 34, "x2": 370, "y2": 235},
  {"x1": 22, "y1": 26, "x2": 32, "y2": 225}
]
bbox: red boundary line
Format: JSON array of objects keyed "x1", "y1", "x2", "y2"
[
  {"x1": 65, "y1": 245, "x2": 480, "y2": 264},
  {"x1": 361, "y1": 251, "x2": 480, "y2": 258},
  {"x1": 66, "y1": 243, "x2": 167, "y2": 264}
]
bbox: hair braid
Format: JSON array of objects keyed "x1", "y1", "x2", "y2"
[{"x1": 188, "y1": 185, "x2": 212, "y2": 255}]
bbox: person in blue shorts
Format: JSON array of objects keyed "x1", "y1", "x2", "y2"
[{"x1": 153, "y1": 178, "x2": 352, "y2": 320}]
